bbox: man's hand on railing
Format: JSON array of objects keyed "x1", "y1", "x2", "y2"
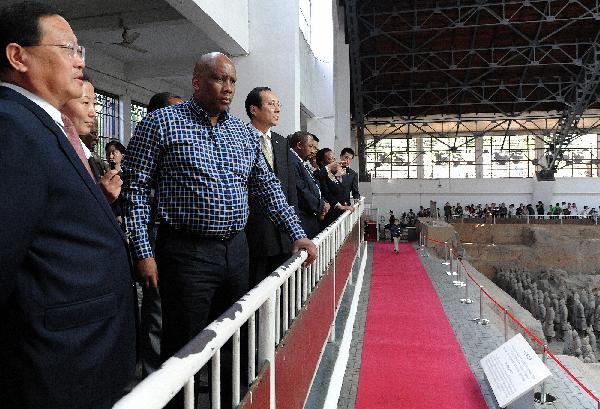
[
  {"x1": 339, "y1": 204, "x2": 354, "y2": 213},
  {"x1": 135, "y1": 257, "x2": 159, "y2": 288},
  {"x1": 292, "y1": 237, "x2": 317, "y2": 266}
]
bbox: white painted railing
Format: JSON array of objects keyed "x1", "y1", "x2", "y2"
[{"x1": 114, "y1": 198, "x2": 365, "y2": 409}]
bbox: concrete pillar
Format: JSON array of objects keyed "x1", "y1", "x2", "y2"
[
  {"x1": 333, "y1": 3, "x2": 351, "y2": 155},
  {"x1": 475, "y1": 135, "x2": 483, "y2": 178},
  {"x1": 417, "y1": 133, "x2": 424, "y2": 179},
  {"x1": 231, "y1": 0, "x2": 301, "y2": 136}
]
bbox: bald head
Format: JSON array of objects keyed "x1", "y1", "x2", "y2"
[{"x1": 192, "y1": 52, "x2": 236, "y2": 118}]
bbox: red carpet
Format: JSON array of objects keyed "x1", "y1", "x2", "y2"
[{"x1": 354, "y1": 243, "x2": 488, "y2": 409}]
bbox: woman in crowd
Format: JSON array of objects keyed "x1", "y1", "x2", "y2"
[{"x1": 105, "y1": 141, "x2": 126, "y2": 226}]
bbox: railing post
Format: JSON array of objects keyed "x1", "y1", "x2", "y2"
[
  {"x1": 184, "y1": 377, "x2": 194, "y2": 409},
  {"x1": 258, "y1": 295, "x2": 276, "y2": 409},
  {"x1": 330, "y1": 234, "x2": 337, "y2": 343},
  {"x1": 248, "y1": 313, "x2": 256, "y2": 383},
  {"x1": 212, "y1": 350, "x2": 221, "y2": 409},
  {"x1": 232, "y1": 328, "x2": 240, "y2": 407}
]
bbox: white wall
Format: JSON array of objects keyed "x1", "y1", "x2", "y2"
[
  {"x1": 299, "y1": 4, "x2": 335, "y2": 149},
  {"x1": 365, "y1": 178, "x2": 600, "y2": 215},
  {"x1": 333, "y1": 4, "x2": 352, "y2": 156},
  {"x1": 231, "y1": 0, "x2": 300, "y2": 135}
]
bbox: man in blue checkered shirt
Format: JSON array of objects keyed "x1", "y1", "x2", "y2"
[{"x1": 123, "y1": 52, "x2": 316, "y2": 407}]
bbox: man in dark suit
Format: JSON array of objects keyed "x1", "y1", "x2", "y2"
[
  {"x1": 244, "y1": 87, "x2": 299, "y2": 286},
  {"x1": 314, "y1": 147, "x2": 354, "y2": 229},
  {"x1": 289, "y1": 131, "x2": 330, "y2": 239},
  {"x1": 0, "y1": 3, "x2": 136, "y2": 408},
  {"x1": 340, "y1": 147, "x2": 360, "y2": 200}
]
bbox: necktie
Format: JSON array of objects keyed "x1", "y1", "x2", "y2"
[
  {"x1": 304, "y1": 162, "x2": 321, "y2": 198},
  {"x1": 61, "y1": 113, "x2": 96, "y2": 180},
  {"x1": 260, "y1": 133, "x2": 274, "y2": 169}
]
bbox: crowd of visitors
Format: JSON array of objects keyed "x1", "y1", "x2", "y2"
[
  {"x1": 0, "y1": 3, "x2": 360, "y2": 408},
  {"x1": 440, "y1": 201, "x2": 599, "y2": 220}
]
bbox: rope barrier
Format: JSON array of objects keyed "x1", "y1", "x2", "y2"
[{"x1": 422, "y1": 234, "x2": 600, "y2": 403}]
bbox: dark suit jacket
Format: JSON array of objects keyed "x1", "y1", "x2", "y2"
[
  {"x1": 342, "y1": 167, "x2": 360, "y2": 199},
  {"x1": 290, "y1": 151, "x2": 325, "y2": 239},
  {"x1": 314, "y1": 166, "x2": 350, "y2": 227},
  {"x1": 0, "y1": 87, "x2": 136, "y2": 409},
  {"x1": 246, "y1": 131, "x2": 298, "y2": 257}
]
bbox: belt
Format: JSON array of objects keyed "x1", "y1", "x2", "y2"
[{"x1": 158, "y1": 225, "x2": 239, "y2": 241}]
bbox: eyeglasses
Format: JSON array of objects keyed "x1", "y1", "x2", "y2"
[
  {"x1": 265, "y1": 101, "x2": 282, "y2": 109},
  {"x1": 24, "y1": 43, "x2": 85, "y2": 61}
]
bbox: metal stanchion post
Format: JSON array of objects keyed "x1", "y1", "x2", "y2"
[
  {"x1": 441, "y1": 241, "x2": 450, "y2": 265},
  {"x1": 504, "y1": 308, "x2": 508, "y2": 341},
  {"x1": 453, "y1": 257, "x2": 465, "y2": 287},
  {"x1": 460, "y1": 270, "x2": 473, "y2": 304},
  {"x1": 472, "y1": 285, "x2": 489, "y2": 325},
  {"x1": 446, "y1": 249, "x2": 454, "y2": 276},
  {"x1": 540, "y1": 345, "x2": 548, "y2": 404}
]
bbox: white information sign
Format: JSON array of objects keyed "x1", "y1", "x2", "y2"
[{"x1": 480, "y1": 333, "x2": 552, "y2": 408}]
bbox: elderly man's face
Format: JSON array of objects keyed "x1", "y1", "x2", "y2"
[
  {"x1": 193, "y1": 55, "x2": 236, "y2": 116},
  {"x1": 22, "y1": 15, "x2": 85, "y2": 109}
]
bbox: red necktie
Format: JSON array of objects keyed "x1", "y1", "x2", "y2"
[{"x1": 61, "y1": 113, "x2": 95, "y2": 180}]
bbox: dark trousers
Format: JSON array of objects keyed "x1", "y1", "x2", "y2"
[
  {"x1": 139, "y1": 286, "x2": 162, "y2": 377},
  {"x1": 156, "y1": 227, "x2": 249, "y2": 409},
  {"x1": 248, "y1": 252, "x2": 291, "y2": 288}
]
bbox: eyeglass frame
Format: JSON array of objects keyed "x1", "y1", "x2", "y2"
[
  {"x1": 23, "y1": 43, "x2": 85, "y2": 61},
  {"x1": 265, "y1": 100, "x2": 282, "y2": 109}
]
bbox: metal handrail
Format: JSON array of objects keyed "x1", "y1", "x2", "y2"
[{"x1": 114, "y1": 198, "x2": 365, "y2": 409}]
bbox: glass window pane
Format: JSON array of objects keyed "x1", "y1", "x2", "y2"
[
  {"x1": 95, "y1": 90, "x2": 120, "y2": 157},
  {"x1": 131, "y1": 101, "x2": 148, "y2": 135}
]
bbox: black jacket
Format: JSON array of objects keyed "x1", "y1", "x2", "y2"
[
  {"x1": 245, "y1": 131, "x2": 298, "y2": 256},
  {"x1": 0, "y1": 87, "x2": 136, "y2": 409}
]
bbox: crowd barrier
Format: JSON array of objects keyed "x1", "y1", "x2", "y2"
[
  {"x1": 114, "y1": 198, "x2": 365, "y2": 409},
  {"x1": 419, "y1": 233, "x2": 600, "y2": 408},
  {"x1": 453, "y1": 213, "x2": 599, "y2": 225}
]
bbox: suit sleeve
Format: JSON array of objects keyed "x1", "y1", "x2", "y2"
[
  {"x1": 284, "y1": 145, "x2": 299, "y2": 209},
  {"x1": 248, "y1": 140, "x2": 306, "y2": 242},
  {"x1": 314, "y1": 168, "x2": 338, "y2": 207},
  {"x1": 351, "y1": 172, "x2": 360, "y2": 199},
  {"x1": 0, "y1": 113, "x2": 49, "y2": 305},
  {"x1": 294, "y1": 161, "x2": 325, "y2": 215}
]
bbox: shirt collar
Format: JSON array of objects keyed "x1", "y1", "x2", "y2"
[
  {"x1": 251, "y1": 124, "x2": 271, "y2": 139},
  {"x1": 290, "y1": 147, "x2": 304, "y2": 162},
  {"x1": 81, "y1": 141, "x2": 92, "y2": 159},
  {"x1": 1, "y1": 82, "x2": 63, "y2": 126},
  {"x1": 188, "y1": 97, "x2": 230, "y2": 124}
]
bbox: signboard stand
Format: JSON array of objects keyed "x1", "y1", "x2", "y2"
[{"x1": 481, "y1": 333, "x2": 552, "y2": 409}]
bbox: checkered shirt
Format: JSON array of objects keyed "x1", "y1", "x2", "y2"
[{"x1": 123, "y1": 98, "x2": 306, "y2": 260}]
